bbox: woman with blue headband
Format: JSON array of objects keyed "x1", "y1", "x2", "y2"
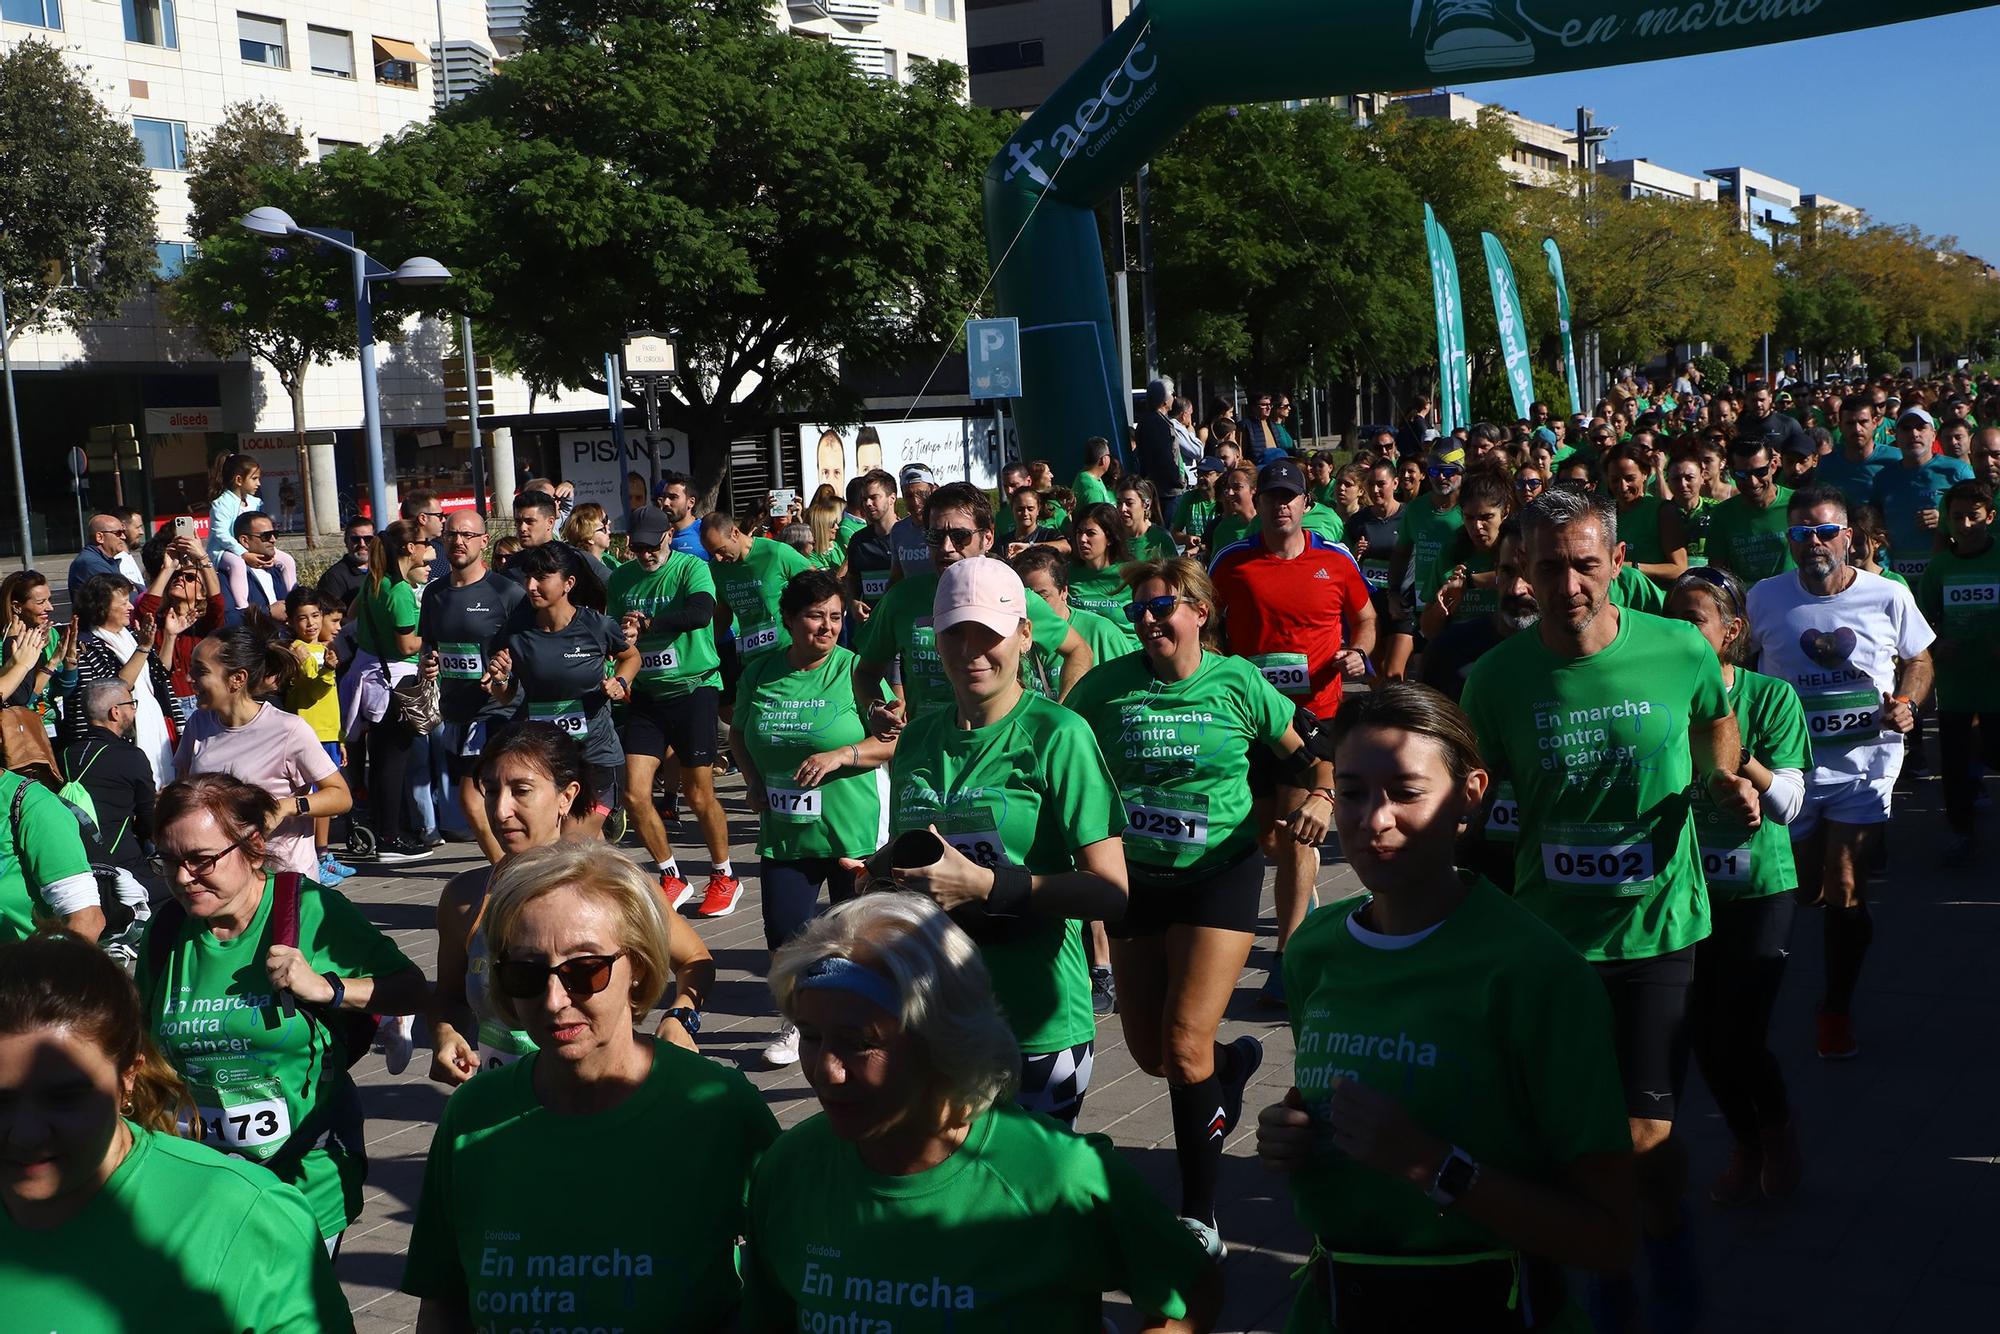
[{"x1": 741, "y1": 892, "x2": 1218, "y2": 1332}]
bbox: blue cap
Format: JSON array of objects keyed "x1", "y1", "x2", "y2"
[{"x1": 1195, "y1": 455, "x2": 1226, "y2": 475}]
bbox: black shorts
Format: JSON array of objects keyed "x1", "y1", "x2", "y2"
[
  {"x1": 718, "y1": 638, "x2": 742, "y2": 707},
  {"x1": 1111, "y1": 851, "x2": 1264, "y2": 938},
  {"x1": 1248, "y1": 705, "x2": 1337, "y2": 800},
  {"x1": 586, "y1": 762, "x2": 624, "y2": 815},
  {"x1": 1592, "y1": 944, "x2": 1697, "y2": 1122},
  {"x1": 619, "y1": 687, "x2": 720, "y2": 767},
  {"x1": 438, "y1": 718, "x2": 490, "y2": 785}
]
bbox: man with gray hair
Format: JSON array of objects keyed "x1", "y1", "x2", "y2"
[
  {"x1": 1134, "y1": 377, "x2": 1181, "y2": 506},
  {"x1": 1462, "y1": 483, "x2": 1758, "y2": 1326},
  {"x1": 60, "y1": 677, "x2": 162, "y2": 902}
]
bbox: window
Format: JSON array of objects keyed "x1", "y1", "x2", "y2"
[
  {"x1": 1, "y1": 0, "x2": 62, "y2": 30},
  {"x1": 903, "y1": 0, "x2": 923, "y2": 10},
  {"x1": 133, "y1": 117, "x2": 188, "y2": 171},
  {"x1": 967, "y1": 39, "x2": 1042, "y2": 75},
  {"x1": 238, "y1": 13, "x2": 286, "y2": 67},
  {"x1": 883, "y1": 47, "x2": 897, "y2": 81},
  {"x1": 372, "y1": 36, "x2": 425, "y2": 88},
  {"x1": 935, "y1": 0, "x2": 954, "y2": 17},
  {"x1": 308, "y1": 26, "x2": 354, "y2": 78},
  {"x1": 122, "y1": 0, "x2": 176, "y2": 48},
  {"x1": 316, "y1": 138, "x2": 360, "y2": 160},
  {"x1": 153, "y1": 241, "x2": 196, "y2": 279}
]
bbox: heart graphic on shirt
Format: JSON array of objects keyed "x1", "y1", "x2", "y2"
[{"x1": 1799, "y1": 625, "x2": 1857, "y2": 668}]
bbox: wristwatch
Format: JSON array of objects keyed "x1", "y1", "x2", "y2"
[
  {"x1": 319, "y1": 972, "x2": 347, "y2": 1012},
  {"x1": 295, "y1": 794, "x2": 311, "y2": 818},
  {"x1": 664, "y1": 1006, "x2": 702, "y2": 1036},
  {"x1": 1426, "y1": 1145, "x2": 1481, "y2": 1208}
]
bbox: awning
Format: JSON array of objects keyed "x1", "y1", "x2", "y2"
[{"x1": 372, "y1": 37, "x2": 431, "y2": 65}]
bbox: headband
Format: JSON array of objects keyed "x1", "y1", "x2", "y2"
[{"x1": 796, "y1": 955, "x2": 901, "y2": 1014}]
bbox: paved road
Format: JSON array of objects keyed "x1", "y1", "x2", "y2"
[{"x1": 330, "y1": 767, "x2": 2000, "y2": 1333}]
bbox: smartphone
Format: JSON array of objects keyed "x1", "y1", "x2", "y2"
[
  {"x1": 172, "y1": 515, "x2": 198, "y2": 542},
  {"x1": 768, "y1": 488, "x2": 798, "y2": 517}
]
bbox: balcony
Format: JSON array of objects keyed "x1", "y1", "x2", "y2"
[
  {"x1": 829, "y1": 32, "x2": 889, "y2": 79},
  {"x1": 826, "y1": 0, "x2": 883, "y2": 24},
  {"x1": 487, "y1": 0, "x2": 529, "y2": 43}
]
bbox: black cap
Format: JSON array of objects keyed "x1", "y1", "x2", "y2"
[
  {"x1": 1256, "y1": 457, "x2": 1307, "y2": 497},
  {"x1": 627, "y1": 508, "x2": 672, "y2": 547}
]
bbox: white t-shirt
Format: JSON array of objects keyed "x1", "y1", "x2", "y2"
[{"x1": 1745, "y1": 568, "x2": 1935, "y2": 784}]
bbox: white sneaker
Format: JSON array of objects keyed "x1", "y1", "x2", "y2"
[
  {"x1": 762, "y1": 1023, "x2": 801, "y2": 1068},
  {"x1": 1180, "y1": 1215, "x2": 1227, "y2": 1261},
  {"x1": 379, "y1": 1013, "x2": 415, "y2": 1075}
]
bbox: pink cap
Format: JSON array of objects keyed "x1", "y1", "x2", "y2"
[{"x1": 932, "y1": 557, "x2": 1029, "y2": 637}]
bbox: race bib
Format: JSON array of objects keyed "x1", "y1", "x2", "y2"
[
  {"x1": 1362, "y1": 560, "x2": 1390, "y2": 592},
  {"x1": 764, "y1": 785, "x2": 823, "y2": 821},
  {"x1": 476, "y1": 1019, "x2": 531, "y2": 1071},
  {"x1": 1889, "y1": 556, "x2": 1930, "y2": 580},
  {"x1": 193, "y1": 1085, "x2": 292, "y2": 1157},
  {"x1": 1485, "y1": 791, "x2": 1520, "y2": 843},
  {"x1": 1251, "y1": 651, "x2": 1312, "y2": 697},
  {"x1": 1124, "y1": 787, "x2": 1209, "y2": 850},
  {"x1": 1943, "y1": 581, "x2": 2000, "y2": 616},
  {"x1": 1802, "y1": 688, "x2": 1882, "y2": 748},
  {"x1": 1541, "y1": 824, "x2": 1656, "y2": 894},
  {"x1": 638, "y1": 645, "x2": 680, "y2": 676},
  {"x1": 1700, "y1": 845, "x2": 1753, "y2": 884},
  {"x1": 529, "y1": 699, "x2": 589, "y2": 737},
  {"x1": 861, "y1": 572, "x2": 891, "y2": 599},
  {"x1": 741, "y1": 620, "x2": 781, "y2": 655},
  {"x1": 934, "y1": 807, "x2": 1010, "y2": 868},
  {"x1": 438, "y1": 642, "x2": 483, "y2": 680}
]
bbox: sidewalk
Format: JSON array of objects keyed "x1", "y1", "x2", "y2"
[{"x1": 330, "y1": 767, "x2": 2000, "y2": 1333}]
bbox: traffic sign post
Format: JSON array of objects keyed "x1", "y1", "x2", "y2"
[
  {"x1": 967, "y1": 318, "x2": 1022, "y2": 473},
  {"x1": 620, "y1": 333, "x2": 680, "y2": 491}
]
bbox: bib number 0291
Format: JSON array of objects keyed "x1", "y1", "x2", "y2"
[{"x1": 1125, "y1": 802, "x2": 1206, "y2": 846}]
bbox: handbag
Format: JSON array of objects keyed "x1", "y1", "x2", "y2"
[{"x1": 361, "y1": 593, "x2": 440, "y2": 734}]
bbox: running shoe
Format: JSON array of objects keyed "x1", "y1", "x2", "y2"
[
  {"x1": 1707, "y1": 1142, "x2": 1762, "y2": 1207},
  {"x1": 373, "y1": 837, "x2": 434, "y2": 863},
  {"x1": 604, "y1": 807, "x2": 629, "y2": 844},
  {"x1": 377, "y1": 1014, "x2": 414, "y2": 1076},
  {"x1": 324, "y1": 852, "x2": 358, "y2": 879},
  {"x1": 1179, "y1": 1215, "x2": 1227, "y2": 1262},
  {"x1": 660, "y1": 873, "x2": 695, "y2": 912},
  {"x1": 1090, "y1": 965, "x2": 1118, "y2": 1017},
  {"x1": 316, "y1": 852, "x2": 348, "y2": 885},
  {"x1": 1816, "y1": 1011, "x2": 1859, "y2": 1060},
  {"x1": 417, "y1": 828, "x2": 445, "y2": 850},
  {"x1": 1217, "y1": 1034, "x2": 1264, "y2": 1138},
  {"x1": 694, "y1": 874, "x2": 743, "y2": 918},
  {"x1": 1760, "y1": 1119, "x2": 1805, "y2": 1200},
  {"x1": 1257, "y1": 964, "x2": 1287, "y2": 1010},
  {"x1": 762, "y1": 1023, "x2": 801, "y2": 1068}
]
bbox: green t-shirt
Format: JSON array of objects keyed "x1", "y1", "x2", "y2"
[
  {"x1": 1674, "y1": 497, "x2": 1714, "y2": 562},
  {"x1": 1617, "y1": 494, "x2": 1671, "y2": 567},
  {"x1": 887, "y1": 691, "x2": 1123, "y2": 1052},
  {"x1": 855, "y1": 567, "x2": 1075, "y2": 717},
  {"x1": 1397, "y1": 494, "x2": 1465, "y2": 605},
  {"x1": 1072, "y1": 470, "x2": 1116, "y2": 508},
  {"x1": 736, "y1": 645, "x2": 887, "y2": 861},
  {"x1": 1282, "y1": 881, "x2": 1627, "y2": 1302},
  {"x1": 358, "y1": 576, "x2": 420, "y2": 664},
  {"x1": 1171, "y1": 492, "x2": 1215, "y2": 538},
  {"x1": 0, "y1": 1123, "x2": 354, "y2": 1334},
  {"x1": 0, "y1": 770, "x2": 95, "y2": 943},
  {"x1": 838, "y1": 512, "x2": 868, "y2": 544},
  {"x1": 403, "y1": 1042, "x2": 779, "y2": 1328},
  {"x1": 1461, "y1": 611, "x2": 1727, "y2": 961},
  {"x1": 137, "y1": 874, "x2": 416, "y2": 1239},
  {"x1": 714, "y1": 536, "x2": 815, "y2": 659},
  {"x1": 605, "y1": 552, "x2": 724, "y2": 697},
  {"x1": 1129, "y1": 525, "x2": 1179, "y2": 563},
  {"x1": 1030, "y1": 604, "x2": 1129, "y2": 701},
  {"x1": 1446, "y1": 549, "x2": 1498, "y2": 623},
  {"x1": 1689, "y1": 669, "x2": 1808, "y2": 902},
  {"x1": 1207, "y1": 512, "x2": 1253, "y2": 554},
  {"x1": 1608, "y1": 563, "x2": 1666, "y2": 614},
  {"x1": 1247, "y1": 502, "x2": 1345, "y2": 547},
  {"x1": 1064, "y1": 562, "x2": 1140, "y2": 647},
  {"x1": 1063, "y1": 651, "x2": 1291, "y2": 880},
  {"x1": 1917, "y1": 538, "x2": 2000, "y2": 712},
  {"x1": 742, "y1": 1106, "x2": 1209, "y2": 1332},
  {"x1": 1705, "y1": 488, "x2": 1797, "y2": 583}
]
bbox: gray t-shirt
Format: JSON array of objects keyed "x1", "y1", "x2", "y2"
[
  {"x1": 503, "y1": 607, "x2": 628, "y2": 767},
  {"x1": 889, "y1": 516, "x2": 933, "y2": 576}
]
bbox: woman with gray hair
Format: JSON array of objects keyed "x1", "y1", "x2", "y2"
[{"x1": 741, "y1": 892, "x2": 1218, "y2": 1333}]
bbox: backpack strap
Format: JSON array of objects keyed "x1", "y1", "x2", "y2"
[
  {"x1": 7, "y1": 771, "x2": 27, "y2": 849},
  {"x1": 141, "y1": 897, "x2": 188, "y2": 1004},
  {"x1": 271, "y1": 871, "x2": 303, "y2": 951}
]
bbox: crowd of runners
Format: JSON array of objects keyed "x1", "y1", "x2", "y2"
[{"x1": 0, "y1": 365, "x2": 1992, "y2": 1332}]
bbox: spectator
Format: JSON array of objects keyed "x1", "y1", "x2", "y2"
[
  {"x1": 401, "y1": 488, "x2": 449, "y2": 582},
  {"x1": 61, "y1": 574, "x2": 181, "y2": 785},
  {"x1": 1134, "y1": 379, "x2": 1181, "y2": 504},
  {"x1": 61, "y1": 678, "x2": 163, "y2": 902},
  {"x1": 136, "y1": 533, "x2": 222, "y2": 723},
  {"x1": 317, "y1": 515, "x2": 375, "y2": 612},
  {"x1": 67, "y1": 512, "x2": 141, "y2": 605},
  {"x1": 204, "y1": 452, "x2": 263, "y2": 564},
  {"x1": 217, "y1": 511, "x2": 296, "y2": 628},
  {"x1": 113, "y1": 507, "x2": 148, "y2": 587}
]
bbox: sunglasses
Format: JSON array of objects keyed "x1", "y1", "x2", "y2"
[
  {"x1": 245, "y1": 530, "x2": 276, "y2": 541},
  {"x1": 162, "y1": 840, "x2": 247, "y2": 877},
  {"x1": 1516, "y1": 477, "x2": 1546, "y2": 492},
  {"x1": 346, "y1": 534, "x2": 373, "y2": 545},
  {"x1": 628, "y1": 541, "x2": 661, "y2": 556},
  {"x1": 925, "y1": 526, "x2": 978, "y2": 549},
  {"x1": 1787, "y1": 523, "x2": 1845, "y2": 544},
  {"x1": 1427, "y1": 465, "x2": 1463, "y2": 480},
  {"x1": 494, "y1": 952, "x2": 627, "y2": 1002},
  {"x1": 1123, "y1": 594, "x2": 1194, "y2": 624},
  {"x1": 1732, "y1": 466, "x2": 1774, "y2": 481}
]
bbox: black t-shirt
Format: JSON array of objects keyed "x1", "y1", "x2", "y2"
[
  {"x1": 419, "y1": 572, "x2": 528, "y2": 724},
  {"x1": 1735, "y1": 409, "x2": 1814, "y2": 459},
  {"x1": 845, "y1": 526, "x2": 896, "y2": 606},
  {"x1": 316, "y1": 555, "x2": 368, "y2": 613},
  {"x1": 1417, "y1": 615, "x2": 1511, "y2": 703},
  {"x1": 504, "y1": 607, "x2": 628, "y2": 767}
]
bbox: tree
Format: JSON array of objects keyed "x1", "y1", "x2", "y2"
[
  {"x1": 172, "y1": 101, "x2": 354, "y2": 540},
  {"x1": 322, "y1": 0, "x2": 1010, "y2": 505},
  {"x1": 0, "y1": 39, "x2": 156, "y2": 345},
  {"x1": 1774, "y1": 272, "x2": 1879, "y2": 372}
]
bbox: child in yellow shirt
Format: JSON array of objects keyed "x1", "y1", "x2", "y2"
[{"x1": 284, "y1": 588, "x2": 350, "y2": 883}]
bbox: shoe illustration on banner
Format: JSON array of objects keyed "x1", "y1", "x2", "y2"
[{"x1": 1418, "y1": 0, "x2": 1538, "y2": 73}]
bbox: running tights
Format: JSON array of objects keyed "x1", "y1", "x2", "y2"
[
  {"x1": 366, "y1": 723, "x2": 415, "y2": 845},
  {"x1": 1823, "y1": 902, "x2": 1874, "y2": 1017},
  {"x1": 1939, "y1": 711, "x2": 2000, "y2": 835},
  {"x1": 760, "y1": 858, "x2": 858, "y2": 952},
  {"x1": 1690, "y1": 894, "x2": 1795, "y2": 1143},
  {"x1": 1168, "y1": 1040, "x2": 1246, "y2": 1225}
]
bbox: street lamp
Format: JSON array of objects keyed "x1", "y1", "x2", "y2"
[{"x1": 241, "y1": 206, "x2": 450, "y2": 527}]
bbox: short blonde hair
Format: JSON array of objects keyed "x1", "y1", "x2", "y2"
[
  {"x1": 481, "y1": 843, "x2": 671, "y2": 1026},
  {"x1": 1120, "y1": 555, "x2": 1221, "y2": 652},
  {"x1": 770, "y1": 893, "x2": 1020, "y2": 1123}
]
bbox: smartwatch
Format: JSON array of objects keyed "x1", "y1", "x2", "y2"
[
  {"x1": 1426, "y1": 1145, "x2": 1481, "y2": 1208},
  {"x1": 295, "y1": 794, "x2": 311, "y2": 818},
  {"x1": 665, "y1": 1007, "x2": 702, "y2": 1036},
  {"x1": 319, "y1": 972, "x2": 347, "y2": 1013}
]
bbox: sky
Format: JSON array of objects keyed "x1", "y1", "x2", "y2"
[{"x1": 1452, "y1": 8, "x2": 2000, "y2": 261}]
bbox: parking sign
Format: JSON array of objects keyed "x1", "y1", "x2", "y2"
[{"x1": 965, "y1": 317, "x2": 1022, "y2": 399}]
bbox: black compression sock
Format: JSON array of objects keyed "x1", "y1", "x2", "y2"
[
  {"x1": 1822, "y1": 903, "x2": 1875, "y2": 1015},
  {"x1": 1168, "y1": 1075, "x2": 1227, "y2": 1224}
]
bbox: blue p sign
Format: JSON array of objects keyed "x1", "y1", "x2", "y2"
[{"x1": 966, "y1": 317, "x2": 1022, "y2": 400}]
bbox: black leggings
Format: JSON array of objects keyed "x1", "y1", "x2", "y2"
[
  {"x1": 366, "y1": 722, "x2": 416, "y2": 844},
  {"x1": 1690, "y1": 893, "x2": 1796, "y2": 1143},
  {"x1": 1939, "y1": 711, "x2": 2000, "y2": 835},
  {"x1": 760, "y1": 858, "x2": 859, "y2": 952}
]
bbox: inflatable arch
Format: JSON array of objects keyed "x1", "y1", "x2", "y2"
[{"x1": 983, "y1": 0, "x2": 1992, "y2": 476}]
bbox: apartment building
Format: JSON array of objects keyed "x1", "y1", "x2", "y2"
[
  {"x1": 1596, "y1": 157, "x2": 1720, "y2": 204},
  {"x1": 1394, "y1": 91, "x2": 1577, "y2": 189},
  {"x1": 774, "y1": 0, "x2": 970, "y2": 83}
]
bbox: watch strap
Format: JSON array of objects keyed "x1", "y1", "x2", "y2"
[{"x1": 320, "y1": 972, "x2": 346, "y2": 1013}]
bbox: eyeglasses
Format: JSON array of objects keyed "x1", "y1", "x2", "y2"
[
  {"x1": 925, "y1": 526, "x2": 978, "y2": 549},
  {"x1": 1787, "y1": 523, "x2": 1845, "y2": 544},
  {"x1": 493, "y1": 952, "x2": 626, "y2": 1002},
  {"x1": 418, "y1": 510, "x2": 443, "y2": 520},
  {"x1": 1732, "y1": 466, "x2": 1774, "y2": 482},
  {"x1": 445, "y1": 531, "x2": 486, "y2": 543},
  {"x1": 1123, "y1": 594, "x2": 1194, "y2": 624},
  {"x1": 162, "y1": 841, "x2": 247, "y2": 877}
]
